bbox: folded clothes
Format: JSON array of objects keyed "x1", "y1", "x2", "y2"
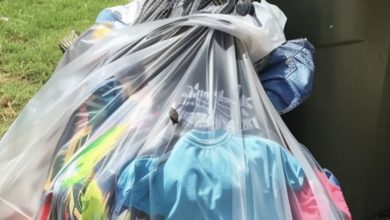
[{"x1": 115, "y1": 130, "x2": 306, "y2": 219}]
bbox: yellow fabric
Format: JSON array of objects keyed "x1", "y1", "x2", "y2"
[
  {"x1": 92, "y1": 24, "x2": 113, "y2": 39},
  {"x1": 81, "y1": 180, "x2": 107, "y2": 220}
]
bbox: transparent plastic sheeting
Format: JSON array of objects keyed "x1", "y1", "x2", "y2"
[{"x1": 0, "y1": 3, "x2": 351, "y2": 220}]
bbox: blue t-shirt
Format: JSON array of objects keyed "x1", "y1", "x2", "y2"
[{"x1": 115, "y1": 130, "x2": 305, "y2": 220}]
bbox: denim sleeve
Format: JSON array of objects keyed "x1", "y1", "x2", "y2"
[{"x1": 257, "y1": 39, "x2": 315, "y2": 114}]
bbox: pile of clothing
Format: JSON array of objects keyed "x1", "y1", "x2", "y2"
[{"x1": 0, "y1": 0, "x2": 352, "y2": 219}]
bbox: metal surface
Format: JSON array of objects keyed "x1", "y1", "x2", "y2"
[{"x1": 268, "y1": 0, "x2": 390, "y2": 219}]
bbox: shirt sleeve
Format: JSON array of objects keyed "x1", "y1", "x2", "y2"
[
  {"x1": 280, "y1": 147, "x2": 306, "y2": 190},
  {"x1": 115, "y1": 157, "x2": 158, "y2": 215}
]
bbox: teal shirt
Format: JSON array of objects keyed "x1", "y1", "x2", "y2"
[{"x1": 115, "y1": 130, "x2": 305, "y2": 220}]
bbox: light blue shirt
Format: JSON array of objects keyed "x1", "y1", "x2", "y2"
[{"x1": 115, "y1": 130, "x2": 305, "y2": 220}]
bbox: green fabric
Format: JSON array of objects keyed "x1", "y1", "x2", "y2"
[{"x1": 59, "y1": 125, "x2": 126, "y2": 187}]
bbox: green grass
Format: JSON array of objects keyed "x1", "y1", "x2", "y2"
[{"x1": 0, "y1": 0, "x2": 128, "y2": 137}]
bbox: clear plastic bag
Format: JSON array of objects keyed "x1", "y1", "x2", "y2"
[{"x1": 0, "y1": 2, "x2": 350, "y2": 220}]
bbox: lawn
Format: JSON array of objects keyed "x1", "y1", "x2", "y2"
[{"x1": 0, "y1": 0, "x2": 128, "y2": 137}]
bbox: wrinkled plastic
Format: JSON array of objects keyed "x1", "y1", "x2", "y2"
[
  {"x1": 0, "y1": 2, "x2": 350, "y2": 220},
  {"x1": 95, "y1": 2, "x2": 316, "y2": 115}
]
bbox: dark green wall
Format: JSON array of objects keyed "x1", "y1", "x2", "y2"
[{"x1": 267, "y1": 0, "x2": 390, "y2": 219}]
